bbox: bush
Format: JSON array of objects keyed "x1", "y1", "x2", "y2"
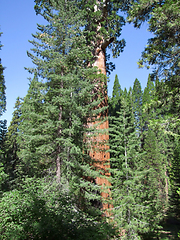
[{"x1": 0, "y1": 177, "x2": 114, "y2": 240}]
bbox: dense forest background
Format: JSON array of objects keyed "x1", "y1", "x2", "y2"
[{"x1": 0, "y1": 0, "x2": 180, "y2": 239}]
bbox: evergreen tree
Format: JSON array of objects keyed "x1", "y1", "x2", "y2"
[
  {"x1": 170, "y1": 137, "x2": 180, "y2": 218},
  {"x1": 142, "y1": 74, "x2": 155, "y2": 106},
  {"x1": 127, "y1": 0, "x2": 180, "y2": 135},
  {"x1": 108, "y1": 75, "x2": 123, "y2": 172},
  {"x1": 128, "y1": 0, "x2": 180, "y2": 84},
  {"x1": 109, "y1": 90, "x2": 149, "y2": 239},
  {"x1": 3, "y1": 97, "x2": 23, "y2": 184},
  {"x1": 142, "y1": 128, "x2": 170, "y2": 231},
  {"x1": 141, "y1": 74, "x2": 156, "y2": 146},
  {"x1": 132, "y1": 78, "x2": 143, "y2": 134},
  {"x1": 0, "y1": 119, "x2": 7, "y2": 159},
  {"x1": 32, "y1": 0, "x2": 127, "y2": 217},
  {"x1": 109, "y1": 74, "x2": 122, "y2": 117},
  {"x1": 17, "y1": 0, "x2": 107, "y2": 215}
]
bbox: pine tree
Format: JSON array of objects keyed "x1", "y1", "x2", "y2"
[
  {"x1": 132, "y1": 78, "x2": 143, "y2": 134},
  {"x1": 108, "y1": 75, "x2": 123, "y2": 172},
  {"x1": 141, "y1": 74, "x2": 156, "y2": 148},
  {"x1": 142, "y1": 128, "x2": 170, "y2": 231},
  {"x1": 142, "y1": 74, "x2": 155, "y2": 106},
  {"x1": 142, "y1": 75, "x2": 179, "y2": 225},
  {"x1": 17, "y1": 0, "x2": 108, "y2": 216},
  {"x1": 109, "y1": 90, "x2": 150, "y2": 239},
  {"x1": 3, "y1": 97, "x2": 23, "y2": 184},
  {"x1": 109, "y1": 74, "x2": 122, "y2": 117},
  {"x1": 170, "y1": 137, "x2": 180, "y2": 218},
  {"x1": 0, "y1": 119, "x2": 7, "y2": 159},
  {"x1": 128, "y1": 0, "x2": 180, "y2": 85},
  {"x1": 127, "y1": 0, "x2": 180, "y2": 137}
]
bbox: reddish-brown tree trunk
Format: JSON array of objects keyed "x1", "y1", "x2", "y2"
[{"x1": 87, "y1": 43, "x2": 112, "y2": 215}]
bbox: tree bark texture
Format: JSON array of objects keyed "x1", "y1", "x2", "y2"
[{"x1": 87, "y1": 39, "x2": 113, "y2": 215}]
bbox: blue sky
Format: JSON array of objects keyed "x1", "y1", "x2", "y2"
[{"x1": 0, "y1": 0, "x2": 152, "y2": 126}]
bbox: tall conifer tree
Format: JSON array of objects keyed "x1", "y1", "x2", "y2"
[
  {"x1": 142, "y1": 128, "x2": 170, "y2": 228},
  {"x1": 141, "y1": 75, "x2": 156, "y2": 148},
  {"x1": 18, "y1": 0, "x2": 107, "y2": 213},
  {"x1": 127, "y1": 0, "x2": 180, "y2": 139},
  {"x1": 109, "y1": 74, "x2": 122, "y2": 117},
  {"x1": 0, "y1": 119, "x2": 7, "y2": 160},
  {"x1": 132, "y1": 78, "x2": 143, "y2": 134},
  {"x1": 142, "y1": 74, "x2": 155, "y2": 106},
  {"x1": 31, "y1": 0, "x2": 127, "y2": 215},
  {"x1": 170, "y1": 137, "x2": 180, "y2": 218},
  {"x1": 109, "y1": 90, "x2": 150, "y2": 238},
  {"x1": 4, "y1": 97, "x2": 23, "y2": 184}
]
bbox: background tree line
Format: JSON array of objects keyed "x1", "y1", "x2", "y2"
[{"x1": 0, "y1": 0, "x2": 179, "y2": 239}]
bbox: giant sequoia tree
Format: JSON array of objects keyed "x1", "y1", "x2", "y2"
[
  {"x1": 1, "y1": 1, "x2": 180, "y2": 238},
  {"x1": 16, "y1": 0, "x2": 123, "y2": 218}
]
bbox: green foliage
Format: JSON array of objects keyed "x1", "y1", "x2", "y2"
[
  {"x1": 141, "y1": 75, "x2": 156, "y2": 145},
  {"x1": 0, "y1": 120, "x2": 7, "y2": 180},
  {"x1": 128, "y1": 0, "x2": 180, "y2": 82},
  {"x1": 142, "y1": 74, "x2": 155, "y2": 108},
  {"x1": 17, "y1": 0, "x2": 109, "y2": 214},
  {"x1": 132, "y1": 78, "x2": 143, "y2": 133},
  {"x1": 127, "y1": 0, "x2": 180, "y2": 134},
  {"x1": 109, "y1": 92, "x2": 150, "y2": 239},
  {"x1": 0, "y1": 163, "x2": 8, "y2": 194},
  {"x1": 109, "y1": 74, "x2": 122, "y2": 117},
  {"x1": 142, "y1": 129, "x2": 170, "y2": 228},
  {"x1": 0, "y1": 177, "x2": 115, "y2": 240},
  {"x1": 169, "y1": 137, "x2": 180, "y2": 217},
  {"x1": 2, "y1": 0, "x2": 180, "y2": 238},
  {"x1": 0, "y1": 119, "x2": 7, "y2": 151},
  {"x1": 2, "y1": 98, "x2": 23, "y2": 182},
  {"x1": 34, "y1": 0, "x2": 126, "y2": 60}
]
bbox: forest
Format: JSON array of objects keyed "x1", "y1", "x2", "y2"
[{"x1": 0, "y1": 0, "x2": 180, "y2": 239}]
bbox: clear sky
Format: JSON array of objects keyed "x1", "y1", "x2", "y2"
[{"x1": 0, "y1": 0, "x2": 152, "y2": 126}]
